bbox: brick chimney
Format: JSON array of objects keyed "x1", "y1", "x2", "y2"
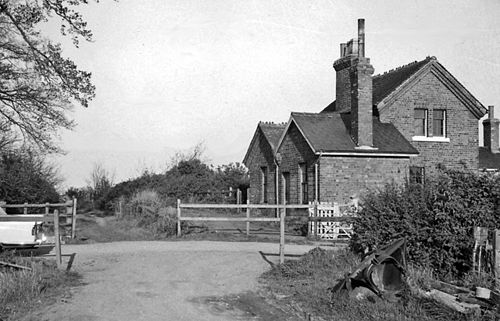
[
  {"x1": 483, "y1": 105, "x2": 500, "y2": 153},
  {"x1": 333, "y1": 19, "x2": 375, "y2": 148}
]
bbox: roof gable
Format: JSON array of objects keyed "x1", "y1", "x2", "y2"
[
  {"x1": 242, "y1": 122, "x2": 285, "y2": 165},
  {"x1": 322, "y1": 57, "x2": 487, "y2": 119},
  {"x1": 276, "y1": 112, "x2": 418, "y2": 155}
]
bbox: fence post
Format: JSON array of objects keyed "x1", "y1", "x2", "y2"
[
  {"x1": 54, "y1": 209, "x2": 62, "y2": 269},
  {"x1": 177, "y1": 199, "x2": 181, "y2": 237},
  {"x1": 494, "y1": 229, "x2": 500, "y2": 288},
  {"x1": 237, "y1": 189, "x2": 242, "y2": 213},
  {"x1": 119, "y1": 200, "x2": 123, "y2": 217},
  {"x1": 65, "y1": 202, "x2": 72, "y2": 225},
  {"x1": 246, "y1": 199, "x2": 250, "y2": 236},
  {"x1": 71, "y1": 198, "x2": 77, "y2": 239},
  {"x1": 279, "y1": 204, "x2": 285, "y2": 264},
  {"x1": 0, "y1": 201, "x2": 7, "y2": 215},
  {"x1": 23, "y1": 202, "x2": 28, "y2": 215},
  {"x1": 45, "y1": 203, "x2": 49, "y2": 216}
]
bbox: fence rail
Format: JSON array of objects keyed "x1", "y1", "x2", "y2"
[
  {"x1": 0, "y1": 199, "x2": 78, "y2": 239},
  {"x1": 176, "y1": 199, "x2": 355, "y2": 264}
]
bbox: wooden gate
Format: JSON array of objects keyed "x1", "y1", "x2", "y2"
[{"x1": 308, "y1": 201, "x2": 356, "y2": 240}]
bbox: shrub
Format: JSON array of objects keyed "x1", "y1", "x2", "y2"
[
  {"x1": 123, "y1": 189, "x2": 177, "y2": 236},
  {"x1": 350, "y1": 169, "x2": 500, "y2": 278}
]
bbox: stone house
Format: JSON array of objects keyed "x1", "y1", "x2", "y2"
[{"x1": 243, "y1": 19, "x2": 495, "y2": 205}]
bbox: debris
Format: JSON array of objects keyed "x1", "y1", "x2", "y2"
[
  {"x1": 331, "y1": 238, "x2": 407, "y2": 299},
  {"x1": 0, "y1": 260, "x2": 32, "y2": 270},
  {"x1": 476, "y1": 286, "x2": 491, "y2": 299},
  {"x1": 425, "y1": 289, "x2": 480, "y2": 314}
]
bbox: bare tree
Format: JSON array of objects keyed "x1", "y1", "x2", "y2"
[
  {"x1": 0, "y1": 0, "x2": 96, "y2": 152},
  {"x1": 87, "y1": 162, "x2": 115, "y2": 210}
]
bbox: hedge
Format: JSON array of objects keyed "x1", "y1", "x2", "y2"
[{"x1": 350, "y1": 169, "x2": 500, "y2": 278}]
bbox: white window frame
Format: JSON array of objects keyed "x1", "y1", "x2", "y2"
[
  {"x1": 412, "y1": 109, "x2": 450, "y2": 143},
  {"x1": 432, "y1": 109, "x2": 446, "y2": 137}
]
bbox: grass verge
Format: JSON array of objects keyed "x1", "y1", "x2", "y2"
[
  {"x1": 0, "y1": 253, "x2": 81, "y2": 320},
  {"x1": 261, "y1": 248, "x2": 487, "y2": 321}
]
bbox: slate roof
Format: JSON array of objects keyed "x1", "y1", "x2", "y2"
[
  {"x1": 242, "y1": 121, "x2": 286, "y2": 165},
  {"x1": 259, "y1": 122, "x2": 285, "y2": 152},
  {"x1": 290, "y1": 112, "x2": 418, "y2": 155},
  {"x1": 479, "y1": 147, "x2": 500, "y2": 170},
  {"x1": 322, "y1": 56, "x2": 486, "y2": 119},
  {"x1": 372, "y1": 58, "x2": 432, "y2": 105}
]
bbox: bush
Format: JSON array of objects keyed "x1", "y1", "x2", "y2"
[
  {"x1": 123, "y1": 190, "x2": 177, "y2": 236},
  {"x1": 350, "y1": 169, "x2": 500, "y2": 278}
]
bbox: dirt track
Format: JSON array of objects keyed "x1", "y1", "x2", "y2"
[{"x1": 22, "y1": 241, "x2": 318, "y2": 321}]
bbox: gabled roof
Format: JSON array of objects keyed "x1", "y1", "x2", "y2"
[
  {"x1": 479, "y1": 147, "x2": 500, "y2": 171},
  {"x1": 259, "y1": 122, "x2": 285, "y2": 151},
  {"x1": 242, "y1": 121, "x2": 285, "y2": 165},
  {"x1": 276, "y1": 112, "x2": 418, "y2": 156},
  {"x1": 322, "y1": 57, "x2": 487, "y2": 119}
]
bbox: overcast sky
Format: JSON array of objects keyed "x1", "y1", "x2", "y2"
[{"x1": 47, "y1": 0, "x2": 500, "y2": 188}]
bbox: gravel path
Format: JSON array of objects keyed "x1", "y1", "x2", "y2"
[{"x1": 22, "y1": 241, "x2": 318, "y2": 321}]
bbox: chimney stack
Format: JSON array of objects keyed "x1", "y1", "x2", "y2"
[
  {"x1": 333, "y1": 18, "x2": 375, "y2": 148},
  {"x1": 483, "y1": 105, "x2": 500, "y2": 153}
]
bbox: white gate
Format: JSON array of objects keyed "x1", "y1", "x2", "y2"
[{"x1": 308, "y1": 201, "x2": 357, "y2": 240}]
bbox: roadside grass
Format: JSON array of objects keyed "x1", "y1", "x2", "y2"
[
  {"x1": 0, "y1": 253, "x2": 80, "y2": 320},
  {"x1": 261, "y1": 248, "x2": 484, "y2": 321},
  {"x1": 68, "y1": 211, "x2": 157, "y2": 243}
]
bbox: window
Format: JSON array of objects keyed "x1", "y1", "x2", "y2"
[
  {"x1": 260, "y1": 167, "x2": 268, "y2": 203},
  {"x1": 409, "y1": 166, "x2": 425, "y2": 184},
  {"x1": 414, "y1": 109, "x2": 427, "y2": 136},
  {"x1": 413, "y1": 108, "x2": 449, "y2": 142},
  {"x1": 433, "y1": 110, "x2": 446, "y2": 137},
  {"x1": 282, "y1": 172, "x2": 290, "y2": 205},
  {"x1": 298, "y1": 163, "x2": 308, "y2": 204}
]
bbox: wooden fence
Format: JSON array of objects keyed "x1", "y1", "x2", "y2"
[
  {"x1": 0, "y1": 199, "x2": 78, "y2": 239},
  {"x1": 176, "y1": 200, "x2": 354, "y2": 264},
  {"x1": 0, "y1": 199, "x2": 78, "y2": 269},
  {"x1": 308, "y1": 201, "x2": 357, "y2": 240}
]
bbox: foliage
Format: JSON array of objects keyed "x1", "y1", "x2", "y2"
[
  {"x1": 104, "y1": 144, "x2": 249, "y2": 209},
  {"x1": 262, "y1": 247, "x2": 478, "y2": 321},
  {"x1": 123, "y1": 189, "x2": 178, "y2": 236},
  {"x1": 0, "y1": 253, "x2": 79, "y2": 320},
  {"x1": 215, "y1": 162, "x2": 249, "y2": 191},
  {"x1": 350, "y1": 169, "x2": 500, "y2": 277},
  {"x1": 86, "y1": 162, "x2": 114, "y2": 210},
  {"x1": 0, "y1": 0, "x2": 96, "y2": 152},
  {"x1": 0, "y1": 148, "x2": 60, "y2": 207},
  {"x1": 65, "y1": 186, "x2": 93, "y2": 211}
]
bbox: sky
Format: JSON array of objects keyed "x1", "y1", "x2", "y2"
[{"x1": 45, "y1": 0, "x2": 500, "y2": 188}]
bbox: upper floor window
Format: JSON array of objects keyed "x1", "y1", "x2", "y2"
[
  {"x1": 413, "y1": 108, "x2": 449, "y2": 142},
  {"x1": 433, "y1": 110, "x2": 446, "y2": 137},
  {"x1": 260, "y1": 166, "x2": 268, "y2": 203},
  {"x1": 298, "y1": 163, "x2": 308, "y2": 204},
  {"x1": 414, "y1": 109, "x2": 427, "y2": 136}
]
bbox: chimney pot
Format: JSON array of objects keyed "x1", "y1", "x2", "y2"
[
  {"x1": 358, "y1": 19, "x2": 365, "y2": 58},
  {"x1": 489, "y1": 105, "x2": 494, "y2": 119}
]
